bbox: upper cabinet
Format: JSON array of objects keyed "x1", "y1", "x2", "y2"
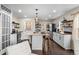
[{"x1": 0, "y1": 5, "x2": 12, "y2": 54}]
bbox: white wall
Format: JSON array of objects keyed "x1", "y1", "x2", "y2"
[
  {"x1": 52, "y1": 6, "x2": 79, "y2": 26},
  {"x1": 19, "y1": 18, "x2": 35, "y2": 32},
  {"x1": 12, "y1": 16, "x2": 20, "y2": 23},
  {"x1": 19, "y1": 18, "x2": 53, "y2": 32}
]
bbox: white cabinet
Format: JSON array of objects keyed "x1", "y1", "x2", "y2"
[
  {"x1": 32, "y1": 35, "x2": 43, "y2": 50},
  {"x1": 64, "y1": 35, "x2": 71, "y2": 49},
  {"x1": 53, "y1": 32, "x2": 71, "y2": 49},
  {"x1": 0, "y1": 5, "x2": 12, "y2": 54}
]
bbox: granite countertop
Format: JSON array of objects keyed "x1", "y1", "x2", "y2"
[
  {"x1": 54, "y1": 32, "x2": 72, "y2": 35},
  {"x1": 32, "y1": 32, "x2": 49, "y2": 36},
  {"x1": 64, "y1": 33, "x2": 72, "y2": 35},
  {"x1": 21, "y1": 32, "x2": 50, "y2": 36}
]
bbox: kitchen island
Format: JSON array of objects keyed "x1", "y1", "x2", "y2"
[
  {"x1": 20, "y1": 32, "x2": 50, "y2": 50},
  {"x1": 32, "y1": 34, "x2": 43, "y2": 50},
  {"x1": 32, "y1": 32, "x2": 49, "y2": 50}
]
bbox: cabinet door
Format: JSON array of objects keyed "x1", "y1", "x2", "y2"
[
  {"x1": 2, "y1": 42, "x2": 6, "y2": 49},
  {"x1": 53, "y1": 33, "x2": 60, "y2": 44},
  {"x1": 6, "y1": 40, "x2": 10, "y2": 47},
  {"x1": 0, "y1": 37, "x2": 2, "y2": 50},
  {"x1": 57, "y1": 34, "x2": 60, "y2": 43},
  {"x1": 32, "y1": 35, "x2": 43, "y2": 50},
  {"x1": 59, "y1": 35, "x2": 64, "y2": 47},
  {"x1": 0, "y1": 13, "x2": 2, "y2": 27},
  {"x1": 0, "y1": 43, "x2": 2, "y2": 50},
  {"x1": 64, "y1": 35, "x2": 71, "y2": 49},
  {"x1": 53, "y1": 32, "x2": 56, "y2": 41},
  {"x1": 53, "y1": 33, "x2": 56, "y2": 42}
]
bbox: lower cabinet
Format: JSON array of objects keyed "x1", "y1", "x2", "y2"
[
  {"x1": 53, "y1": 32, "x2": 71, "y2": 49},
  {"x1": 32, "y1": 35, "x2": 43, "y2": 50}
]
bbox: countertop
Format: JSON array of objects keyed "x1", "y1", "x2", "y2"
[
  {"x1": 21, "y1": 31, "x2": 50, "y2": 36},
  {"x1": 54, "y1": 32, "x2": 72, "y2": 35},
  {"x1": 64, "y1": 33, "x2": 72, "y2": 35},
  {"x1": 32, "y1": 32, "x2": 49, "y2": 36}
]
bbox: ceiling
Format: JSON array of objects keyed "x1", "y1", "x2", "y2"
[{"x1": 4, "y1": 4, "x2": 79, "y2": 21}]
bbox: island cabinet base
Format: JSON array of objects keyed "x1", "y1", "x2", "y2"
[
  {"x1": 53, "y1": 32, "x2": 72, "y2": 50},
  {"x1": 32, "y1": 50, "x2": 43, "y2": 55},
  {"x1": 32, "y1": 35, "x2": 43, "y2": 50}
]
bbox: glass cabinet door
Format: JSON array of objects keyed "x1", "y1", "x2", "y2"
[
  {"x1": 2, "y1": 42, "x2": 6, "y2": 49},
  {"x1": 6, "y1": 40, "x2": 10, "y2": 47},
  {"x1": 2, "y1": 36, "x2": 6, "y2": 42},
  {"x1": 0, "y1": 43, "x2": 2, "y2": 50},
  {"x1": 1, "y1": 13, "x2": 11, "y2": 50},
  {"x1": 2, "y1": 14, "x2": 5, "y2": 28},
  {"x1": 0, "y1": 37, "x2": 2, "y2": 50}
]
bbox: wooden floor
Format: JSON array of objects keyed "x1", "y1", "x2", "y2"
[{"x1": 32, "y1": 39, "x2": 74, "y2": 55}]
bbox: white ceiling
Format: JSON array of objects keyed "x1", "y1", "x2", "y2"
[{"x1": 4, "y1": 4, "x2": 79, "y2": 21}]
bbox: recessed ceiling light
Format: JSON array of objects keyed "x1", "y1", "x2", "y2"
[
  {"x1": 18, "y1": 9, "x2": 22, "y2": 13},
  {"x1": 24, "y1": 15, "x2": 27, "y2": 17},
  {"x1": 53, "y1": 10, "x2": 56, "y2": 13},
  {"x1": 49, "y1": 15, "x2": 51, "y2": 17}
]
